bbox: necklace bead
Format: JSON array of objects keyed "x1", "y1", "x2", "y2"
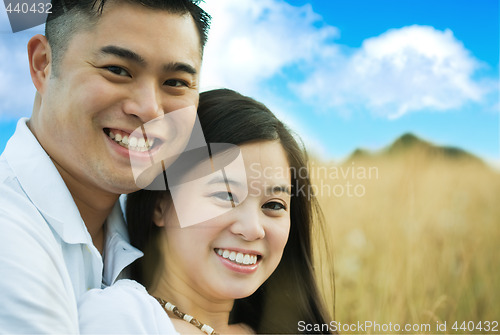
[{"x1": 155, "y1": 297, "x2": 219, "y2": 335}]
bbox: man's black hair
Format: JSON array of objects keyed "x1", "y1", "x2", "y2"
[{"x1": 45, "y1": 0, "x2": 210, "y2": 73}]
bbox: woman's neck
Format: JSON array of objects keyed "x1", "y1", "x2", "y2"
[{"x1": 150, "y1": 268, "x2": 236, "y2": 333}]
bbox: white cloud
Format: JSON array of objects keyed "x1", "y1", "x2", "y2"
[
  {"x1": 294, "y1": 25, "x2": 493, "y2": 119},
  {"x1": 198, "y1": 0, "x2": 339, "y2": 153},
  {"x1": 199, "y1": 1, "x2": 494, "y2": 120},
  {"x1": 199, "y1": 0, "x2": 339, "y2": 94}
]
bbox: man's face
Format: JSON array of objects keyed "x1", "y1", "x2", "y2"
[{"x1": 31, "y1": 3, "x2": 202, "y2": 195}]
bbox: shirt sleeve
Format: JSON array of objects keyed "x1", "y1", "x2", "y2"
[
  {"x1": 0, "y1": 205, "x2": 79, "y2": 334},
  {"x1": 79, "y1": 279, "x2": 179, "y2": 335}
]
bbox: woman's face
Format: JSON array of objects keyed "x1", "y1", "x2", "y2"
[{"x1": 154, "y1": 140, "x2": 291, "y2": 300}]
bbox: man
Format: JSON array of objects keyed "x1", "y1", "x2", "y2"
[{"x1": 0, "y1": 0, "x2": 210, "y2": 333}]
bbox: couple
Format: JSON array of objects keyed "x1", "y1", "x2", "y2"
[
  {"x1": 0, "y1": 0, "x2": 333, "y2": 334},
  {"x1": 79, "y1": 88, "x2": 333, "y2": 334}
]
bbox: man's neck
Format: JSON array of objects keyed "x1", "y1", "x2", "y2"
[
  {"x1": 56, "y1": 162, "x2": 119, "y2": 254},
  {"x1": 26, "y1": 107, "x2": 120, "y2": 253},
  {"x1": 73, "y1": 194, "x2": 116, "y2": 254}
]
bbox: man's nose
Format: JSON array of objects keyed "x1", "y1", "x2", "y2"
[{"x1": 124, "y1": 82, "x2": 163, "y2": 122}]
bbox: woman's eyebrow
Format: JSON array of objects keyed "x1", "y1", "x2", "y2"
[
  {"x1": 207, "y1": 174, "x2": 244, "y2": 189},
  {"x1": 266, "y1": 185, "x2": 292, "y2": 196}
]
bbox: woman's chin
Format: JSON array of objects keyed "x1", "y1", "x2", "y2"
[{"x1": 215, "y1": 285, "x2": 261, "y2": 301}]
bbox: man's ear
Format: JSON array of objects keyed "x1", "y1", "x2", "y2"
[
  {"x1": 153, "y1": 194, "x2": 168, "y2": 227},
  {"x1": 27, "y1": 34, "x2": 52, "y2": 93}
]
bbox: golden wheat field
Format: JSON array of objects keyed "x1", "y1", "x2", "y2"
[{"x1": 311, "y1": 135, "x2": 500, "y2": 334}]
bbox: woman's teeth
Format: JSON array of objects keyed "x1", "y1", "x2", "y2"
[
  {"x1": 216, "y1": 248, "x2": 258, "y2": 265},
  {"x1": 109, "y1": 131, "x2": 154, "y2": 152}
]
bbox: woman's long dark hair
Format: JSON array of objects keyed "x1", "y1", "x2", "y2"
[{"x1": 127, "y1": 89, "x2": 334, "y2": 334}]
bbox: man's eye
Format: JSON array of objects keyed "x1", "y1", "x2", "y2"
[
  {"x1": 106, "y1": 66, "x2": 130, "y2": 77},
  {"x1": 262, "y1": 201, "x2": 286, "y2": 211},
  {"x1": 164, "y1": 79, "x2": 188, "y2": 87}
]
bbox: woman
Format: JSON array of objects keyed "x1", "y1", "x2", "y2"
[{"x1": 126, "y1": 89, "x2": 334, "y2": 334}]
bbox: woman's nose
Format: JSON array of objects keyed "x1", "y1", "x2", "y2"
[{"x1": 228, "y1": 204, "x2": 265, "y2": 241}]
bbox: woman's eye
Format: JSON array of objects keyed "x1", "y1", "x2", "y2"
[
  {"x1": 164, "y1": 79, "x2": 188, "y2": 87},
  {"x1": 106, "y1": 66, "x2": 130, "y2": 77},
  {"x1": 212, "y1": 192, "x2": 238, "y2": 204},
  {"x1": 262, "y1": 201, "x2": 286, "y2": 211}
]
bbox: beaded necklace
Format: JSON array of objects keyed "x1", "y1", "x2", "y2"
[{"x1": 155, "y1": 297, "x2": 219, "y2": 335}]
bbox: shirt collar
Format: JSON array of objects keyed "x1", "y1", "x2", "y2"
[
  {"x1": 103, "y1": 201, "x2": 143, "y2": 286},
  {"x1": 4, "y1": 118, "x2": 89, "y2": 244},
  {"x1": 5, "y1": 119, "x2": 143, "y2": 282}
]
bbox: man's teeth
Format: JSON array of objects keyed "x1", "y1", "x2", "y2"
[
  {"x1": 109, "y1": 131, "x2": 154, "y2": 152},
  {"x1": 216, "y1": 248, "x2": 258, "y2": 265}
]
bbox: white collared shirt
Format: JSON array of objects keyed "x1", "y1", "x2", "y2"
[
  {"x1": 78, "y1": 279, "x2": 179, "y2": 334},
  {"x1": 0, "y1": 118, "x2": 143, "y2": 334}
]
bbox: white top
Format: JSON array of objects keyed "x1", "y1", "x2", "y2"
[
  {"x1": 79, "y1": 279, "x2": 179, "y2": 334},
  {"x1": 0, "y1": 118, "x2": 143, "y2": 334}
]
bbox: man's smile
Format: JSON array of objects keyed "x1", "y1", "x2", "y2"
[{"x1": 104, "y1": 128, "x2": 156, "y2": 152}]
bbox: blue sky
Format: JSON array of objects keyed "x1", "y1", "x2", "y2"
[{"x1": 1, "y1": 0, "x2": 499, "y2": 165}]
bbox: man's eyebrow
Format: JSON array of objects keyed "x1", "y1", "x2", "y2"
[
  {"x1": 98, "y1": 45, "x2": 197, "y2": 75},
  {"x1": 99, "y1": 45, "x2": 146, "y2": 65},
  {"x1": 163, "y1": 62, "x2": 197, "y2": 76}
]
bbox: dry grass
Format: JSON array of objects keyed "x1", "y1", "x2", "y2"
[{"x1": 311, "y1": 148, "x2": 500, "y2": 333}]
